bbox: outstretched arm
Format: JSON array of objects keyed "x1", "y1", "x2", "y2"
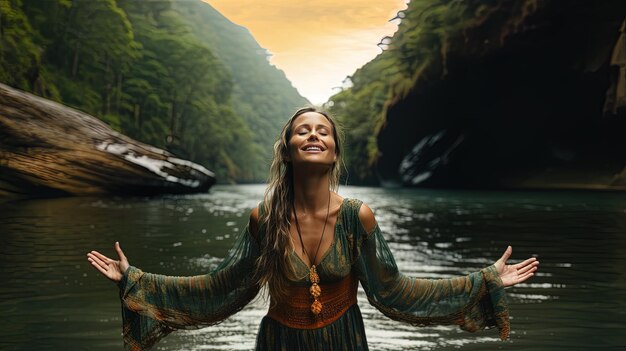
[
  {"x1": 354, "y1": 201, "x2": 538, "y2": 340},
  {"x1": 358, "y1": 203, "x2": 539, "y2": 287},
  {"x1": 86, "y1": 209, "x2": 261, "y2": 350}
]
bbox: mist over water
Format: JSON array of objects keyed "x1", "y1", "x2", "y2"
[{"x1": 1, "y1": 184, "x2": 625, "y2": 350}]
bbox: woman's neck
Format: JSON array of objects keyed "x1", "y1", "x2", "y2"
[{"x1": 292, "y1": 167, "x2": 331, "y2": 214}]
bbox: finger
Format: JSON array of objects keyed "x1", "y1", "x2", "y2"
[
  {"x1": 513, "y1": 257, "x2": 537, "y2": 269},
  {"x1": 516, "y1": 261, "x2": 539, "y2": 275},
  {"x1": 86, "y1": 252, "x2": 103, "y2": 266},
  {"x1": 516, "y1": 264, "x2": 533, "y2": 276},
  {"x1": 88, "y1": 256, "x2": 110, "y2": 276},
  {"x1": 115, "y1": 241, "x2": 127, "y2": 262},
  {"x1": 87, "y1": 253, "x2": 109, "y2": 271},
  {"x1": 498, "y1": 245, "x2": 512, "y2": 263},
  {"x1": 90, "y1": 250, "x2": 112, "y2": 264},
  {"x1": 515, "y1": 271, "x2": 535, "y2": 284},
  {"x1": 519, "y1": 266, "x2": 538, "y2": 279}
]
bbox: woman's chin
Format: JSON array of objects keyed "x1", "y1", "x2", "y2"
[{"x1": 292, "y1": 161, "x2": 333, "y2": 172}]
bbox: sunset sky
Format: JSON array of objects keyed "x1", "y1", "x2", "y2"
[{"x1": 205, "y1": 0, "x2": 407, "y2": 104}]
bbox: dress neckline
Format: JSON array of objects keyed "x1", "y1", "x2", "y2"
[{"x1": 291, "y1": 197, "x2": 347, "y2": 270}]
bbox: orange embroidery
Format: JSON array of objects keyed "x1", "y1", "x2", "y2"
[{"x1": 267, "y1": 274, "x2": 358, "y2": 329}]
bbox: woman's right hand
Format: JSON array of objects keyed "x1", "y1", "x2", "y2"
[{"x1": 87, "y1": 241, "x2": 130, "y2": 283}]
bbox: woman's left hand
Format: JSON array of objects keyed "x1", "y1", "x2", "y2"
[{"x1": 494, "y1": 246, "x2": 539, "y2": 287}]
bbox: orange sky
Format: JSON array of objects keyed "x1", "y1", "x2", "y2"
[{"x1": 205, "y1": 0, "x2": 407, "y2": 104}]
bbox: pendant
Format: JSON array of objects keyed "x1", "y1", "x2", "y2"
[{"x1": 309, "y1": 265, "x2": 322, "y2": 315}]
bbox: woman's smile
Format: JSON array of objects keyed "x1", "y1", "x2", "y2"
[{"x1": 301, "y1": 144, "x2": 325, "y2": 153}]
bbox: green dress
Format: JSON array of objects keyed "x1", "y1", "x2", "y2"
[{"x1": 117, "y1": 198, "x2": 509, "y2": 350}]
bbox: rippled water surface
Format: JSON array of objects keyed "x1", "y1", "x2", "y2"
[{"x1": 1, "y1": 185, "x2": 625, "y2": 350}]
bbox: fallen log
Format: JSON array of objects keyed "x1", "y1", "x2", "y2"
[{"x1": 0, "y1": 83, "x2": 215, "y2": 198}]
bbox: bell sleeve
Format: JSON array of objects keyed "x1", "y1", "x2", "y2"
[
  {"x1": 353, "y1": 215, "x2": 509, "y2": 340},
  {"x1": 116, "y1": 223, "x2": 261, "y2": 350}
]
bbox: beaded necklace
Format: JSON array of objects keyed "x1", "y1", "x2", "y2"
[{"x1": 292, "y1": 191, "x2": 331, "y2": 316}]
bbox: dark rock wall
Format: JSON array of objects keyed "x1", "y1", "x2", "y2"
[{"x1": 377, "y1": 1, "x2": 626, "y2": 189}]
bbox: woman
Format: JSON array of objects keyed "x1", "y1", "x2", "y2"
[{"x1": 87, "y1": 107, "x2": 539, "y2": 350}]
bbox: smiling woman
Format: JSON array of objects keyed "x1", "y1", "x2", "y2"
[
  {"x1": 287, "y1": 111, "x2": 338, "y2": 167},
  {"x1": 87, "y1": 106, "x2": 538, "y2": 350}
]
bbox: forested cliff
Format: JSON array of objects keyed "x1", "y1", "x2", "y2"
[
  {"x1": 0, "y1": 0, "x2": 308, "y2": 184},
  {"x1": 330, "y1": 0, "x2": 626, "y2": 190}
]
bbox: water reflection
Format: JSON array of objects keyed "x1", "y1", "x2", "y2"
[{"x1": 1, "y1": 185, "x2": 625, "y2": 350}]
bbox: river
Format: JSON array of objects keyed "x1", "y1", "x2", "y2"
[{"x1": 1, "y1": 184, "x2": 625, "y2": 350}]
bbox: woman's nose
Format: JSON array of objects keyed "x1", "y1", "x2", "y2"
[{"x1": 307, "y1": 132, "x2": 319, "y2": 140}]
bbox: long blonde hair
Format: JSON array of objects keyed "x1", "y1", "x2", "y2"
[{"x1": 254, "y1": 106, "x2": 344, "y2": 301}]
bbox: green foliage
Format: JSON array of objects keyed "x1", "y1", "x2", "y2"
[
  {"x1": 172, "y1": 0, "x2": 309, "y2": 180},
  {"x1": 328, "y1": 50, "x2": 401, "y2": 184},
  {"x1": 0, "y1": 0, "x2": 41, "y2": 91},
  {"x1": 1, "y1": 0, "x2": 307, "y2": 183}
]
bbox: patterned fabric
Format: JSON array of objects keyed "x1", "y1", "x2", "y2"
[
  {"x1": 118, "y1": 198, "x2": 509, "y2": 350},
  {"x1": 266, "y1": 272, "x2": 358, "y2": 329}
]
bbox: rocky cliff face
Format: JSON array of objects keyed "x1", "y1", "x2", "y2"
[{"x1": 375, "y1": 0, "x2": 626, "y2": 189}]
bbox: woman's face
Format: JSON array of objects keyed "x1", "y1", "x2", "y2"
[{"x1": 287, "y1": 112, "x2": 337, "y2": 168}]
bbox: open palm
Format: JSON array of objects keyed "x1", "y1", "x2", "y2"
[
  {"x1": 494, "y1": 246, "x2": 539, "y2": 287},
  {"x1": 87, "y1": 241, "x2": 129, "y2": 283}
]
